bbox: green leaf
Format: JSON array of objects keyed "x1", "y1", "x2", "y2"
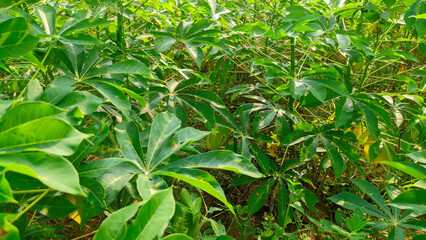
[
  {"x1": 0, "y1": 152, "x2": 85, "y2": 195},
  {"x1": 309, "y1": 79, "x2": 350, "y2": 97},
  {"x1": 407, "y1": 150, "x2": 426, "y2": 164},
  {"x1": 70, "y1": 121, "x2": 109, "y2": 166},
  {"x1": 388, "y1": 226, "x2": 406, "y2": 240},
  {"x1": 184, "y1": 20, "x2": 212, "y2": 38},
  {"x1": 290, "y1": 80, "x2": 306, "y2": 100},
  {"x1": 154, "y1": 35, "x2": 176, "y2": 53},
  {"x1": 161, "y1": 234, "x2": 193, "y2": 240},
  {"x1": 303, "y1": 80, "x2": 326, "y2": 103},
  {"x1": 85, "y1": 80, "x2": 131, "y2": 118},
  {"x1": 328, "y1": 192, "x2": 388, "y2": 219},
  {"x1": 146, "y1": 112, "x2": 181, "y2": 169},
  {"x1": 154, "y1": 168, "x2": 233, "y2": 213},
  {"x1": 58, "y1": 91, "x2": 103, "y2": 115},
  {"x1": 159, "y1": 150, "x2": 263, "y2": 178},
  {"x1": 191, "y1": 37, "x2": 232, "y2": 55},
  {"x1": 33, "y1": 196, "x2": 76, "y2": 218},
  {"x1": 383, "y1": 0, "x2": 396, "y2": 8},
  {"x1": 321, "y1": 137, "x2": 346, "y2": 178},
  {"x1": 0, "y1": 171, "x2": 15, "y2": 203},
  {"x1": 0, "y1": 32, "x2": 39, "y2": 58},
  {"x1": 0, "y1": 102, "x2": 89, "y2": 155},
  {"x1": 390, "y1": 189, "x2": 426, "y2": 211},
  {"x1": 86, "y1": 60, "x2": 149, "y2": 78},
  {"x1": 179, "y1": 90, "x2": 226, "y2": 107},
  {"x1": 24, "y1": 79, "x2": 43, "y2": 101},
  {"x1": 303, "y1": 188, "x2": 319, "y2": 214},
  {"x1": 93, "y1": 202, "x2": 143, "y2": 240},
  {"x1": 335, "y1": 97, "x2": 354, "y2": 128},
  {"x1": 34, "y1": 6, "x2": 56, "y2": 35},
  {"x1": 59, "y1": 33, "x2": 103, "y2": 45},
  {"x1": 41, "y1": 77, "x2": 75, "y2": 105},
  {"x1": 115, "y1": 121, "x2": 145, "y2": 169},
  {"x1": 0, "y1": 17, "x2": 28, "y2": 33},
  {"x1": 336, "y1": 34, "x2": 351, "y2": 51},
  {"x1": 248, "y1": 178, "x2": 275, "y2": 215},
  {"x1": 78, "y1": 158, "x2": 129, "y2": 178},
  {"x1": 125, "y1": 188, "x2": 175, "y2": 240},
  {"x1": 97, "y1": 161, "x2": 139, "y2": 203},
  {"x1": 250, "y1": 144, "x2": 271, "y2": 175},
  {"x1": 184, "y1": 41, "x2": 204, "y2": 69},
  {"x1": 0, "y1": 214, "x2": 20, "y2": 240},
  {"x1": 178, "y1": 96, "x2": 216, "y2": 130},
  {"x1": 59, "y1": 17, "x2": 113, "y2": 36},
  {"x1": 151, "y1": 127, "x2": 210, "y2": 169},
  {"x1": 350, "y1": 179, "x2": 392, "y2": 217},
  {"x1": 354, "y1": 100, "x2": 378, "y2": 136},
  {"x1": 278, "y1": 180, "x2": 292, "y2": 227},
  {"x1": 382, "y1": 161, "x2": 426, "y2": 179}
]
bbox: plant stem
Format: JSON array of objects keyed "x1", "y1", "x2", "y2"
[
  {"x1": 71, "y1": 230, "x2": 99, "y2": 240},
  {"x1": 12, "y1": 188, "x2": 51, "y2": 223},
  {"x1": 12, "y1": 189, "x2": 50, "y2": 194}
]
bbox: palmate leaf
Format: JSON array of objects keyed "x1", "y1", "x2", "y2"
[
  {"x1": 0, "y1": 152, "x2": 85, "y2": 195},
  {"x1": 0, "y1": 102, "x2": 89, "y2": 155}
]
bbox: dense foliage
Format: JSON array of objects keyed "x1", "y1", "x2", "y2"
[{"x1": 0, "y1": 0, "x2": 425, "y2": 239}]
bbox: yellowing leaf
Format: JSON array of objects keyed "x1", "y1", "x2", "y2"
[
  {"x1": 67, "y1": 195, "x2": 84, "y2": 224},
  {"x1": 373, "y1": 149, "x2": 389, "y2": 166}
]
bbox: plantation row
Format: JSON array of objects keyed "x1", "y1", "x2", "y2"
[{"x1": 0, "y1": 0, "x2": 425, "y2": 239}]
